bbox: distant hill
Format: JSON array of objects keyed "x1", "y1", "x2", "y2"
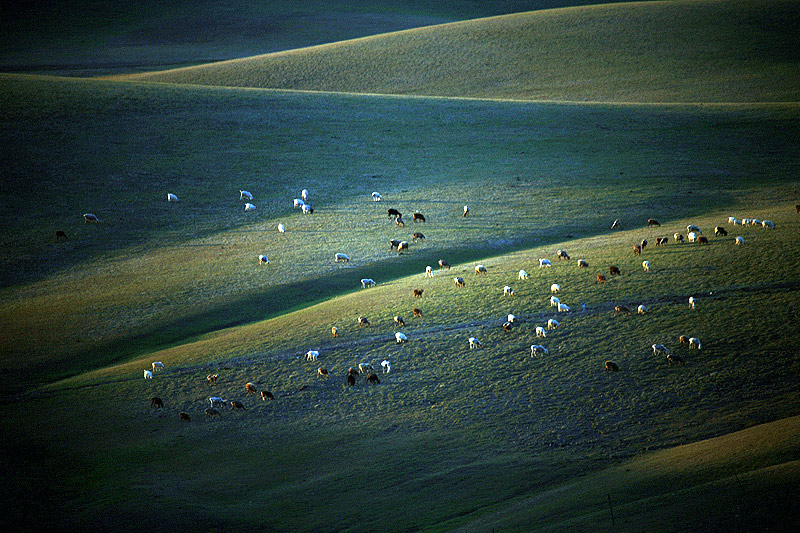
[{"x1": 118, "y1": 0, "x2": 800, "y2": 103}]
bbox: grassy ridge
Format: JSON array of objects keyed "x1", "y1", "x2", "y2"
[
  {"x1": 118, "y1": 0, "x2": 800, "y2": 103},
  {"x1": 3, "y1": 74, "x2": 799, "y2": 393},
  {"x1": 3, "y1": 204, "x2": 798, "y2": 530}
]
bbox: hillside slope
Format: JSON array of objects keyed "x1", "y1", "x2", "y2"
[{"x1": 118, "y1": 0, "x2": 800, "y2": 103}]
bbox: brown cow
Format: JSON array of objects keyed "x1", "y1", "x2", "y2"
[
  {"x1": 679, "y1": 335, "x2": 690, "y2": 345},
  {"x1": 346, "y1": 374, "x2": 356, "y2": 387},
  {"x1": 633, "y1": 244, "x2": 642, "y2": 256},
  {"x1": 438, "y1": 259, "x2": 451, "y2": 270},
  {"x1": 597, "y1": 275, "x2": 607, "y2": 283},
  {"x1": 614, "y1": 305, "x2": 631, "y2": 315},
  {"x1": 179, "y1": 412, "x2": 191, "y2": 421},
  {"x1": 604, "y1": 361, "x2": 620, "y2": 372},
  {"x1": 647, "y1": 218, "x2": 660, "y2": 227},
  {"x1": 609, "y1": 266, "x2": 621, "y2": 276},
  {"x1": 366, "y1": 373, "x2": 381, "y2": 385},
  {"x1": 413, "y1": 213, "x2": 426, "y2": 223},
  {"x1": 698, "y1": 236, "x2": 709, "y2": 245},
  {"x1": 55, "y1": 230, "x2": 68, "y2": 241},
  {"x1": 667, "y1": 354, "x2": 686, "y2": 366},
  {"x1": 150, "y1": 397, "x2": 164, "y2": 408},
  {"x1": 413, "y1": 289, "x2": 423, "y2": 298},
  {"x1": 245, "y1": 382, "x2": 258, "y2": 394},
  {"x1": 331, "y1": 326, "x2": 339, "y2": 337},
  {"x1": 317, "y1": 367, "x2": 329, "y2": 379},
  {"x1": 412, "y1": 307, "x2": 422, "y2": 317},
  {"x1": 230, "y1": 400, "x2": 247, "y2": 411}
]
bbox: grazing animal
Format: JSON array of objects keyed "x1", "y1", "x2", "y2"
[
  {"x1": 167, "y1": 193, "x2": 179, "y2": 202},
  {"x1": 361, "y1": 278, "x2": 376, "y2": 288},
  {"x1": 359, "y1": 363, "x2": 374, "y2": 374},
  {"x1": 647, "y1": 218, "x2": 660, "y2": 227},
  {"x1": 209, "y1": 397, "x2": 227, "y2": 409},
  {"x1": 179, "y1": 412, "x2": 191, "y2": 421},
  {"x1": 277, "y1": 223, "x2": 286, "y2": 233},
  {"x1": 261, "y1": 390, "x2": 274, "y2": 400},
  {"x1": 55, "y1": 230, "x2": 68, "y2": 241},
  {"x1": 507, "y1": 314, "x2": 517, "y2": 323},
  {"x1": 387, "y1": 208, "x2": 402, "y2": 219},
  {"x1": 231, "y1": 400, "x2": 246, "y2": 411},
  {"x1": 535, "y1": 326, "x2": 547, "y2": 338},
  {"x1": 412, "y1": 308, "x2": 422, "y2": 317},
  {"x1": 381, "y1": 360, "x2": 392, "y2": 373},
  {"x1": 688, "y1": 232, "x2": 699, "y2": 242},
  {"x1": 358, "y1": 316, "x2": 370, "y2": 327},
  {"x1": 796, "y1": 204, "x2": 800, "y2": 214},
  {"x1": 642, "y1": 260, "x2": 651, "y2": 272},
  {"x1": 679, "y1": 335, "x2": 690, "y2": 345},
  {"x1": 207, "y1": 374, "x2": 218, "y2": 385},
  {"x1": 596, "y1": 275, "x2": 607, "y2": 283},
  {"x1": 550, "y1": 295, "x2": 560, "y2": 307},
  {"x1": 301, "y1": 204, "x2": 314, "y2": 214},
  {"x1": 454, "y1": 277, "x2": 465, "y2": 288},
  {"x1": 611, "y1": 219, "x2": 621, "y2": 229},
  {"x1": 468, "y1": 337, "x2": 482, "y2": 349},
  {"x1": 143, "y1": 370, "x2": 153, "y2": 379},
  {"x1": 687, "y1": 224, "x2": 702, "y2": 234},
  {"x1": 551, "y1": 283, "x2": 561, "y2": 294},
  {"x1": 557, "y1": 303, "x2": 570, "y2": 313},
  {"x1": 205, "y1": 408, "x2": 221, "y2": 418},
  {"x1": 578, "y1": 259, "x2": 589, "y2": 268},
  {"x1": 557, "y1": 249, "x2": 570, "y2": 260},
  {"x1": 762, "y1": 220, "x2": 776, "y2": 229},
  {"x1": 366, "y1": 373, "x2": 381, "y2": 385},
  {"x1": 240, "y1": 190, "x2": 253, "y2": 200},
  {"x1": 667, "y1": 354, "x2": 686, "y2": 366},
  {"x1": 609, "y1": 266, "x2": 621, "y2": 276},
  {"x1": 715, "y1": 226, "x2": 727, "y2": 236},
  {"x1": 258, "y1": 254, "x2": 270, "y2": 265},
  {"x1": 346, "y1": 374, "x2": 356, "y2": 387},
  {"x1": 735, "y1": 236, "x2": 745, "y2": 245},
  {"x1": 637, "y1": 305, "x2": 648, "y2": 314},
  {"x1": 331, "y1": 326, "x2": 339, "y2": 338},
  {"x1": 689, "y1": 296, "x2": 696, "y2": 309},
  {"x1": 518, "y1": 269, "x2": 529, "y2": 280},
  {"x1": 604, "y1": 361, "x2": 620, "y2": 372},
  {"x1": 389, "y1": 239, "x2": 401, "y2": 251},
  {"x1": 640, "y1": 239, "x2": 648, "y2": 250},
  {"x1": 439, "y1": 259, "x2": 451, "y2": 270},
  {"x1": 502, "y1": 321, "x2": 513, "y2": 332},
  {"x1": 318, "y1": 367, "x2": 329, "y2": 379},
  {"x1": 412, "y1": 232, "x2": 425, "y2": 241},
  {"x1": 539, "y1": 259, "x2": 552, "y2": 268},
  {"x1": 425, "y1": 265, "x2": 434, "y2": 277},
  {"x1": 503, "y1": 285, "x2": 514, "y2": 296},
  {"x1": 652, "y1": 344, "x2": 670, "y2": 356},
  {"x1": 697, "y1": 236, "x2": 709, "y2": 245},
  {"x1": 150, "y1": 397, "x2": 164, "y2": 408},
  {"x1": 633, "y1": 244, "x2": 642, "y2": 256},
  {"x1": 674, "y1": 233, "x2": 685, "y2": 243},
  {"x1": 394, "y1": 315, "x2": 405, "y2": 328},
  {"x1": 245, "y1": 383, "x2": 258, "y2": 394},
  {"x1": 413, "y1": 289, "x2": 424, "y2": 298},
  {"x1": 293, "y1": 198, "x2": 305, "y2": 208},
  {"x1": 395, "y1": 217, "x2": 405, "y2": 227},
  {"x1": 689, "y1": 337, "x2": 702, "y2": 350},
  {"x1": 614, "y1": 305, "x2": 631, "y2": 315},
  {"x1": 656, "y1": 237, "x2": 668, "y2": 246},
  {"x1": 334, "y1": 253, "x2": 350, "y2": 262},
  {"x1": 463, "y1": 205, "x2": 470, "y2": 217},
  {"x1": 397, "y1": 241, "x2": 409, "y2": 252},
  {"x1": 475, "y1": 264, "x2": 487, "y2": 274},
  {"x1": 348, "y1": 367, "x2": 360, "y2": 377},
  {"x1": 152, "y1": 361, "x2": 165, "y2": 372},
  {"x1": 83, "y1": 213, "x2": 100, "y2": 223},
  {"x1": 301, "y1": 188, "x2": 309, "y2": 201},
  {"x1": 305, "y1": 350, "x2": 319, "y2": 361},
  {"x1": 244, "y1": 202, "x2": 256, "y2": 211},
  {"x1": 372, "y1": 192, "x2": 383, "y2": 201},
  {"x1": 395, "y1": 331, "x2": 408, "y2": 344},
  {"x1": 547, "y1": 319, "x2": 559, "y2": 330},
  {"x1": 413, "y1": 213, "x2": 426, "y2": 223},
  {"x1": 530, "y1": 344, "x2": 549, "y2": 357}
]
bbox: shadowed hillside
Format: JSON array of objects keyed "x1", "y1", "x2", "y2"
[{"x1": 118, "y1": 0, "x2": 800, "y2": 103}]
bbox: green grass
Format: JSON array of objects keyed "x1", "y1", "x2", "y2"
[{"x1": 118, "y1": 0, "x2": 800, "y2": 103}]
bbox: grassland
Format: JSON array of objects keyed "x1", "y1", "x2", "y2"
[
  {"x1": 118, "y1": 0, "x2": 800, "y2": 103},
  {"x1": 1, "y1": 0, "x2": 799, "y2": 530}
]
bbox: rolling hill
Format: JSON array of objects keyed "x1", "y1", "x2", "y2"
[{"x1": 117, "y1": 0, "x2": 800, "y2": 103}]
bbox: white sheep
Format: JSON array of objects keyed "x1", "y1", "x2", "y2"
[
  {"x1": 209, "y1": 397, "x2": 226, "y2": 408},
  {"x1": 475, "y1": 264, "x2": 487, "y2": 274},
  {"x1": 550, "y1": 283, "x2": 560, "y2": 294},
  {"x1": 395, "y1": 332, "x2": 408, "y2": 344},
  {"x1": 152, "y1": 361, "x2": 165, "y2": 372},
  {"x1": 468, "y1": 337, "x2": 482, "y2": 349},
  {"x1": 463, "y1": 205, "x2": 470, "y2": 216},
  {"x1": 507, "y1": 313, "x2": 517, "y2": 323},
  {"x1": 535, "y1": 326, "x2": 547, "y2": 338},
  {"x1": 688, "y1": 232, "x2": 698, "y2": 243},
  {"x1": 305, "y1": 350, "x2": 319, "y2": 361},
  {"x1": 727, "y1": 216, "x2": 736, "y2": 224},
  {"x1": 735, "y1": 236, "x2": 745, "y2": 245},
  {"x1": 334, "y1": 253, "x2": 350, "y2": 263},
  {"x1": 518, "y1": 270, "x2": 529, "y2": 280},
  {"x1": 731, "y1": 217, "x2": 741, "y2": 225},
  {"x1": 652, "y1": 344, "x2": 670, "y2": 356},
  {"x1": 143, "y1": 369, "x2": 153, "y2": 379},
  {"x1": 550, "y1": 295, "x2": 560, "y2": 307},
  {"x1": 277, "y1": 223, "x2": 286, "y2": 233},
  {"x1": 381, "y1": 360, "x2": 391, "y2": 373},
  {"x1": 762, "y1": 220, "x2": 775, "y2": 229},
  {"x1": 167, "y1": 193, "x2": 179, "y2": 202},
  {"x1": 637, "y1": 305, "x2": 648, "y2": 315},
  {"x1": 83, "y1": 213, "x2": 100, "y2": 223},
  {"x1": 687, "y1": 224, "x2": 702, "y2": 234},
  {"x1": 557, "y1": 303, "x2": 570, "y2": 313},
  {"x1": 371, "y1": 192, "x2": 383, "y2": 201},
  {"x1": 361, "y1": 278, "x2": 376, "y2": 288},
  {"x1": 301, "y1": 204, "x2": 313, "y2": 214},
  {"x1": 358, "y1": 362, "x2": 374, "y2": 374},
  {"x1": 244, "y1": 202, "x2": 256, "y2": 211},
  {"x1": 689, "y1": 296, "x2": 696, "y2": 309},
  {"x1": 503, "y1": 285, "x2": 514, "y2": 296},
  {"x1": 751, "y1": 219, "x2": 761, "y2": 226},
  {"x1": 689, "y1": 337, "x2": 702, "y2": 350},
  {"x1": 642, "y1": 260, "x2": 651, "y2": 272},
  {"x1": 539, "y1": 258, "x2": 552, "y2": 268},
  {"x1": 530, "y1": 344, "x2": 549, "y2": 357},
  {"x1": 293, "y1": 198, "x2": 305, "y2": 208},
  {"x1": 547, "y1": 318, "x2": 559, "y2": 330},
  {"x1": 258, "y1": 254, "x2": 270, "y2": 265},
  {"x1": 240, "y1": 190, "x2": 253, "y2": 200},
  {"x1": 301, "y1": 188, "x2": 309, "y2": 201},
  {"x1": 425, "y1": 265, "x2": 434, "y2": 277}
]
